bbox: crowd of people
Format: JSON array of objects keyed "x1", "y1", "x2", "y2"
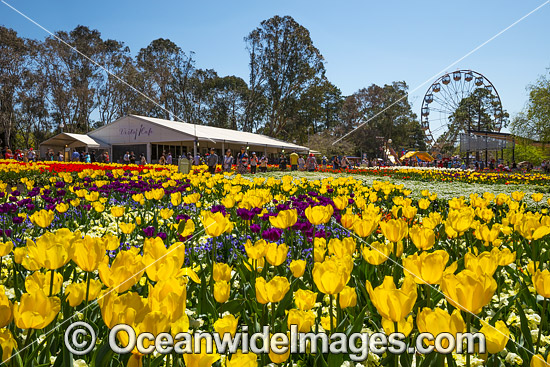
[{"x1": 2, "y1": 144, "x2": 547, "y2": 176}]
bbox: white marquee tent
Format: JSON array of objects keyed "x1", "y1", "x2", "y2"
[{"x1": 40, "y1": 115, "x2": 310, "y2": 163}]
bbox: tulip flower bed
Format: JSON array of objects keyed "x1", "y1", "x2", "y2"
[
  {"x1": 0, "y1": 162, "x2": 549, "y2": 367},
  {"x1": 319, "y1": 166, "x2": 550, "y2": 186}
]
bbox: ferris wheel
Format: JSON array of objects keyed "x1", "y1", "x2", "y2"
[{"x1": 420, "y1": 70, "x2": 504, "y2": 148}]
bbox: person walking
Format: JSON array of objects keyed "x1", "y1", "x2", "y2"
[
  {"x1": 166, "y1": 152, "x2": 173, "y2": 165},
  {"x1": 207, "y1": 148, "x2": 218, "y2": 174},
  {"x1": 259, "y1": 155, "x2": 268, "y2": 172},
  {"x1": 140, "y1": 153, "x2": 147, "y2": 165},
  {"x1": 332, "y1": 156, "x2": 339, "y2": 170},
  {"x1": 237, "y1": 147, "x2": 248, "y2": 174},
  {"x1": 321, "y1": 156, "x2": 327, "y2": 169},
  {"x1": 159, "y1": 154, "x2": 166, "y2": 165},
  {"x1": 250, "y1": 152, "x2": 258, "y2": 174},
  {"x1": 341, "y1": 155, "x2": 350, "y2": 170},
  {"x1": 129, "y1": 151, "x2": 135, "y2": 164},
  {"x1": 290, "y1": 150, "x2": 299, "y2": 171},
  {"x1": 279, "y1": 154, "x2": 287, "y2": 171},
  {"x1": 58, "y1": 151, "x2": 64, "y2": 162},
  {"x1": 123, "y1": 151, "x2": 130, "y2": 165},
  {"x1": 306, "y1": 153, "x2": 317, "y2": 172},
  {"x1": 298, "y1": 155, "x2": 305, "y2": 171},
  {"x1": 193, "y1": 153, "x2": 201, "y2": 166},
  {"x1": 223, "y1": 149, "x2": 234, "y2": 172},
  {"x1": 71, "y1": 149, "x2": 80, "y2": 162}
]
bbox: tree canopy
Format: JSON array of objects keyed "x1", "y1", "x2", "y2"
[{"x1": 2, "y1": 18, "x2": 430, "y2": 156}]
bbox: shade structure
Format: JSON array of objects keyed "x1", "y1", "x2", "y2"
[{"x1": 401, "y1": 151, "x2": 435, "y2": 162}]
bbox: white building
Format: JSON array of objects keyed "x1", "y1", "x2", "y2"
[{"x1": 40, "y1": 115, "x2": 309, "y2": 163}]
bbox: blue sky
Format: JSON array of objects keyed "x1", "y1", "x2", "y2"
[{"x1": 2, "y1": 0, "x2": 549, "y2": 131}]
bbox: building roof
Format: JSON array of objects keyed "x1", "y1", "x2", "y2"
[
  {"x1": 40, "y1": 133, "x2": 109, "y2": 148},
  {"x1": 128, "y1": 115, "x2": 309, "y2": 151}
]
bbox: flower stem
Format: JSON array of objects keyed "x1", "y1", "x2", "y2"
[
  {"x1": 49, "y1": 269, "x2": 55, "y2": 296},
  {"x1": 84, "y1": 271, "x2": 92, "y2": 322},
  {"x1": 465, "y1": 312, "x2": 471, "y2": 367},
  {"x1": 535, "y1": 298, "x2": 548, "y2": 355},
  {"x1": 329, "y1": 294, "x2": 334, "y2": 334}
]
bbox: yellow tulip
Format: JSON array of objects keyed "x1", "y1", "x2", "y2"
[
  {"x1": 64, "y1": 279, "x2": 103, "y2": 307},
  {"x1": 92, "y1": 202, "x2": 105, "y2": 213},
  {"x1": 338, "y1": 286, "x2": 357, "y2": 308},
  {"x1": 492, "y1": 247, "x2": 515, "y2": 266},
  {"x1": 214, "y1": 314, "x2": 239, "y2": 336},
  {"x1": 479, "y1": 320, "x2": 510, "y2": 354},
  {"x1": 418, "y1": 198, "x2": 431, "y2": 210},
  {"x1": 213, "y1": 262, "x2": 232, "y2": 282},
  {"x1": 118, "y1": 222, "x2": 135, "y2": 235},
  {"x1": 72, "y1": 235, "x2": 107, "y2": 272},
  {"x1": 294, "y1": 289, "x2": 317, "y2": 311},
  {"x1": 201, "y1": 211, "x2": 232, "y2": 237},
  {"x1": 441, "y1": 269, "x2": 497, "y2": 314},
  {"x1": 511, "y1": 191, "x2": 525, "y2": 201},
  {"x1": 227, "y1": 350, "x2": 258, "y2": 367},
  {"x1": 0, "y1": 328, "x2": 17, "y2": 363},
  {"x1": 402, "y1": 205, "x2": 417, "y2": 220},
  {"x1": 269, "y1": 209, "x2": 298, "y2": 229},
  {"x1": 328, "y1": 237, "x2": 356, "y2": 258},
  {"x1": 366, "y1": 277, "x2": 417, "y2": 322},
  {"x1": 464, "y1": 251, "x2": 498, "y2": 277},
  {"x1": 475, "y1": 224, "x2": 500, "y2": 246},
  {"x1": 447, "y1": 207, "x2": 475, "y2": 234},
  {"x1": 55, "y1": 202, "x2": 69, "y2": 213},
  {"x1": 409, "y1": 225, "x2": 435, "y2": 251},
  {"x1": 170, "y1": 192, "x2": 182, "y2": 206},
  {"x1": 176, "y1": 219, "x2": 195, "y2": 238},
  {"x1": 379, "y1": 218, "x2": 408, "y2": 243},
  {"x1": 403, "y1": 250, "x2": 450, "y2": 285},
  {"x1": 255, "y1": 276, "x2": 290, "y2": 304},
  {"x1": 143, "y1": 238, "x2": 185, "y2": 282},
  {"x1": 182, "y1": 338, "x2": 220, "y2": 367},
  {"x1": 416, "y1": 308, "x2": 465, "y2": 348},
  {"x1": 305, "y1": 205, "x2": 334, "y2": 225},
  {"x1": 265, "y1": 242, "x2": 288, "y2": 266},
  {"x1": 361, "y1": 241, "x2": 391, "y2": 265},
  {"x1": 13, "y1": 290, "x2": 60, "y2": 329},
  {"x1": 381, "y1": 315, "x2": 414, "y2": 337},
  {"x1": 289, "y1": 260, "x2": 306, "y2": 278},
  {"x1": 353, "y1": 215, "x2": 381, "y2": 237},
  {"x1": 98, "y1": 249, "x2": 145, "y2": 293},
  {"x1": 320, "y1": 315, "x2": 336, "y2": 331},
  {"x1": 515, "y1": 213, "x2": 550, "y2": 241},
  {"x1": 13, "y1": 245, "x2": 40, "y2": 271},
  {"x1": 531, "y1": 354, "x2": 550, "y2": 367},
  {"x1": 27, "y1": 230, "x2": 75, "y2": 270},
  {"x1": 268, "y1": 334, "x2": 290, "y2": 363},
  {"x1": 214, "y1": 281, "x2": 230, "y2": 303},
  {"x1": 30, "y1": 209, "x2": 55, "y2": 228},
  {"x1": 340, "y1": 213, "x2": 356, "y2": 229},
  {"x1": 287, "y1": 308, "x2": 315, "y2": 332},
  {"x1": 244, "y1": 239, "x2": 267, "y2": 260},
  {"x1": 110, "y1": 206, "x2": 125, "y2": 218},
  {"x1": 102, "y1": 233, "x2": 120, "y2": 251},
  {"x1": 0, "y1": 286, "x2": 13, "y2": 328},
  {"x1": 159, "y1": 208, "x2": 174, "y2": 220},
  {"x1": 25, "y1": 271, "x2": 63, "y2": 295},
  {"x1": 0, "y1": 241, "x2": 13, "y2": 257},
  {"x1": 312, "y1": 258, "x2": 350, "y2": 295},
  {"x1": 148, "y1": 278, "x2": 187, "y2": 322},
  {"x1": 533, "y1": 269, "x2": 550, "y2": 298}
]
